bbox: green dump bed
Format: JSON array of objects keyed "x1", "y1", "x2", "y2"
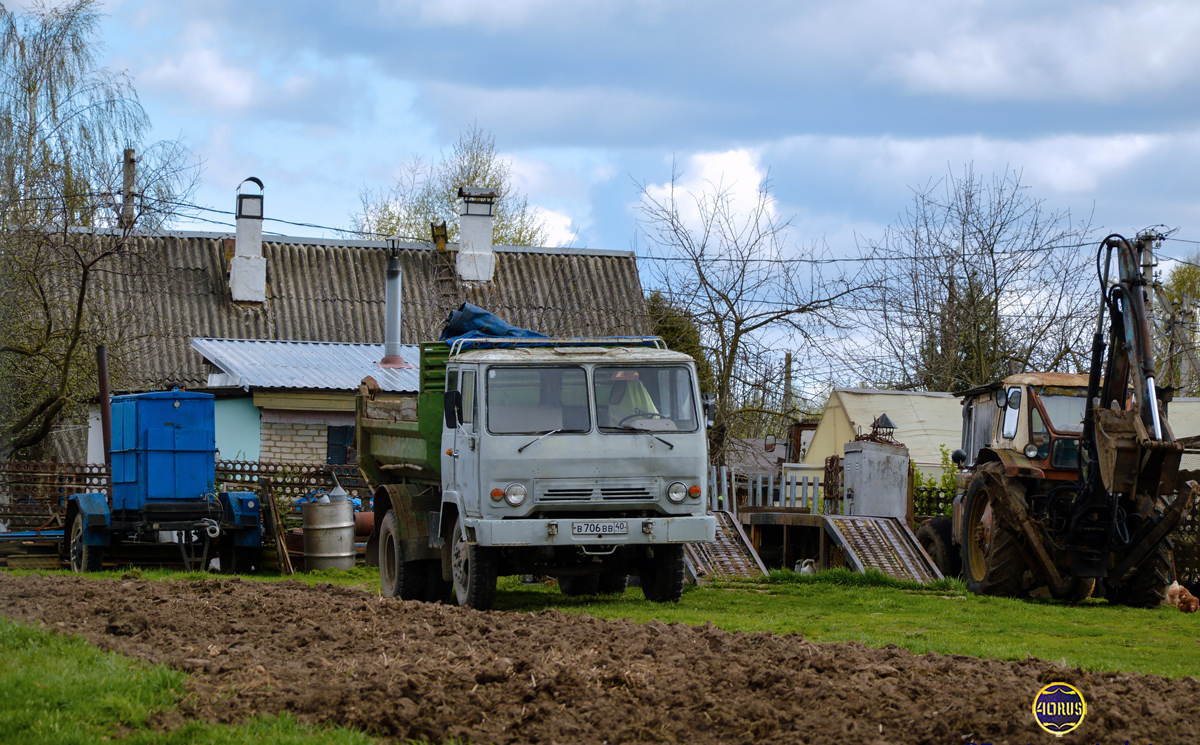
[{"x1": 355, "y1": 341, "x2": 450, "y2": 489}]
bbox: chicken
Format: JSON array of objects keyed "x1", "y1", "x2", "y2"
[{"x1": 1167, "y1": 581, "x2": 1199, "y2": 613}]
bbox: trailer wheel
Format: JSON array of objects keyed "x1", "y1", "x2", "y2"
[
  {"x1": 597, "y1": 573, "x2": 630, "y2": 595},
  {"x1": 558, "y1": 573, "x2": 600, "y2": 596},
  {"x1": 69, "y1": 513, "x2": 103, "y2": 573},
  {"x1": 380, "y1": 509, "x2": 426, "y2": 600},
  {"x1": 961, "y1": 464, "x2": 1026, "y2": 597},
  {"x1": 1106, "y1": 537, "x2": 1174, "y2": 608},
  {"x1": 450, "y1": 517, "x2": 497, "y2": 610},
  {"x1": 916, "y1": 515, "x2": 960, "y2": 578},
  {"x1": 640, "y1": 545, "x2": 684, "y2": 602},
  {"x1": 219, "y1": 539, "x2": 261, "y2": 574}
]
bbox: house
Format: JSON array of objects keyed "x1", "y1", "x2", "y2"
[
  {"x1": 799, "y1": 388, "x2": 963, "y2": 478},
  {"x1": 75, "y1": 188, "x2": 650, "y2": 463}
]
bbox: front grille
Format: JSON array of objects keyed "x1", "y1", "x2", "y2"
[{"x1": 535, "y1": 478, "x2": 657, "y2": 504}]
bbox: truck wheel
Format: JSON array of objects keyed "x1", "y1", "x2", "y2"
[
  {"x1": 558, "y1": 573, "x2": 600, "y2": 596},
  {"x1": 380, "y1": 509, "x2": 427, "y2": 600},
  {"x1": 597, "y1": 573, "x2": 629, "y2": 595},
  {"x1": 961, "y1": 464, "x2": 1026, "y2": 597},
  {"x1": 451, "y1": 517, "x2": 497, "y2": 610},
  {"x1": 640, "y1": 545, "x2": 684, "y2": 602},
  {"x1": 423, "y1": 560, "x2": 452, "y2": 603},
  {"x1": 915, "y1": 516, "x2": 960, "y2": 578},
  {"x1": 69, "y1": 513, "x2": 103, "y2": 572},
  {"x1": 1106, "y1": 537, "x2": 1174, "y2": 608}
]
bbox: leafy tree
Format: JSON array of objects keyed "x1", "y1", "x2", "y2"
[
  {"x1": 857, "y1": 165, "x2": 1093, "y2": 392},
  {"x1": 0, "y1": 0, "x2": 196, "y2": 459},
  {"x1": 646, "y1": 290, "x2": 715, "y2": 393},
  {"x1": 1160, "y1": 248, "x2": 1200, "y2": 394},
  {"x1": 352, "y1": 124, "x2": 549, "y2": 246}
]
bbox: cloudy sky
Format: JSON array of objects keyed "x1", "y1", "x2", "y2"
[{"x1": 87, "y1": 0, "x2": 1200, "y2": 267}]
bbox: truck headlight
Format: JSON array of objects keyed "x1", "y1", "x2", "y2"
[
  {"x1": 504, "y1": 483, "x2": 527, "y2": 506},
  {"x1": 1024, "y1": 443, "x2": 1039, "y2": 459},
  {"x1": 667, "y1": 481, "x2": 687, "y2": 503}
]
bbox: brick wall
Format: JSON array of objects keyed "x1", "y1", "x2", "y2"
[{"x1": 260, "y1": 421, "x2": 327, "y2": 462}]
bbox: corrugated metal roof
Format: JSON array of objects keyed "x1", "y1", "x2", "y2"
[
  {"x1": 86, "y1": 234, "x2": 650, "y2": 391},
  {"x1": 190, "y1": 338, "x2": 420, "y2": 392}
]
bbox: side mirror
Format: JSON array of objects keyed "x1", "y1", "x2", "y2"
[
  {"x1": 701, "y1": 392, "x2": 717, "y2": 430},
  {"x1": 994, "y1": 388, "x2": 1007, "y2": 409},
  {"x1": 444, "y1": 390, "x2": 462, "y2": 429},
  {"x1": 764, "y1": 434, "x2": 777, "y2": 453},
  {"x1": 951, "y1": 449, "x2": 967, "y2": 467}
]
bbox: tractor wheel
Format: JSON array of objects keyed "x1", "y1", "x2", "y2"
[
  {"x1": 916, "y1": 515, "x2": 961, "y2": 578},
  {"x1": 69, "y1": 513, "x2": 103, "y2": 573},
  {"x1": 596, "y1": 572, "x2": 630, "y2": 595},
  {"x1": 450, "y1": 517, "x2": 498, "y2": 610},
  {"x1": 640, "y1": 545, "x2": 685, "y2": 603},
  {"x1": 558, "y1": 573, "x2": 601, "y2": 597},
  {"x1": 379, "y1": 509, "x2": 426, "y2": 600},
  {"x1": 1106, "y1": 537, "x2": 1174, "y2": 608},
  {"x1": 1052, "y1": 576, "x2": 1096, "y2": 602},
  {"x1": 961, "y1": 463, "x2": 1027, "y2": 597}
]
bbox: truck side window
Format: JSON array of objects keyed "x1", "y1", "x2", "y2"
[
  {"x1": 446, "y1": 369, "x2": 458, "y2": 392},
  {"x1": 461, "y1": 371, "x2": 476, "y2": 428},
  {"x1": 1001, "y1": 387, "x2": 1021, "y2": 440}
]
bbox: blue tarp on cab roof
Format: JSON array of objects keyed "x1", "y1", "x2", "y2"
[{"x1": 440, "y1": 302, "x2": 547, "y2": 343}]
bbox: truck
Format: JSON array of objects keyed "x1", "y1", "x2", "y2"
[
  {"x1": 65, "y1": 389, "x2": 263, "y2": 573},
  {"x1": 356, "y1": 335, "x2": 718, "y2": 609},
  {"x1": 917, "y1": 233, "x2": 1195, "y2": 605}
]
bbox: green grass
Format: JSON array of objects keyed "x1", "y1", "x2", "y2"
[
  {"x1": 0, "y1": 616, "x2": 379, "y2": 745},
  {"x1": 493, "y1": 570, "x2": 1200, "y2": 679}
]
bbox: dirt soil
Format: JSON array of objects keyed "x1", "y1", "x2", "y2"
[{"x1": 1, "y1": 574, "x2": 1197, "y2": 745}]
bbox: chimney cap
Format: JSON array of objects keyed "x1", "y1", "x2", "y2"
[{"x1": 458, "y1": 186, "x2": 498, "y2": 201}]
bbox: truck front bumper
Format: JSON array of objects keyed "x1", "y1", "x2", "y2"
[{"x1": 466, "y1": 514, "x2": 716, "y2": 547}]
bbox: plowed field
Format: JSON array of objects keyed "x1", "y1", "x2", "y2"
[{"x1": 1, "y1": 574, "x2": 1195, "y2": 744}]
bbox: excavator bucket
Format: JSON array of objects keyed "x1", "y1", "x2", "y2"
[{"x1": 1093, "y1": 408, "x2": 1182, "y2": 497}]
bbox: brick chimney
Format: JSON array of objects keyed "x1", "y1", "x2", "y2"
[
  {"x1": 456, "y1": 186, "x2": 497, "y2": 281},
  {"x1": 230, "y1": 177, "x2": 266, "y2": 302}
]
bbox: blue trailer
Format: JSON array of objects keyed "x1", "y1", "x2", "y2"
[{"x1": 65, "y1": 389, "x2": 263, "y2": 572}]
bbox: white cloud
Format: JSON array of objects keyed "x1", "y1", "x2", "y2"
[
  {"x1": 538, "y1": 208, "x2": 578, "y2": 247},
  {"x1": 883, "y1": 1, "x2": 1200, "y2": 100},
  {"x1": 139, "y1": 26, "x2": 256, "y2": 111},
  {"x1": 642, "y1": 149, "x2": 771, "y2": 232}
]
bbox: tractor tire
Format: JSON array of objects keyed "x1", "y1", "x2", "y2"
[
  {"x1": 1053, "y1": 576, "x2": 1097, "y2": 603},
  {"x1": 640, "y1": 545, "x2": 685, "y2": 603},
  {"x1": 451, "y1": 517, "x2": 498, "y2": 610},
  {"x1": 1106, "y1": 537, "x2": 1174, "y2": 608},
  {"x1": 916, "y1": 515, "x2": 961, "y2": 579},
  {"x1": 961, "y1": 463, "x2": 1027, "y2": 597},
  {"x1": 558, "y1": 573, "x2": 601, "y2": 596},
  {"x1": 379, "y1": 509, "x2": 427, "y2": 600},
  {"x1": 597, "y1": 572, "x2": 630, "y2": 595},
  {"x1": 69, "y1": 513, "x2": 103, "y2": 573}
]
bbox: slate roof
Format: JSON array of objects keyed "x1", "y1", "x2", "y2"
[
  {"x1": 190, "y1": 338, "x2": 420, "y2": 393},
  {"x1": 89, "y1": 231, "x2": 650, "y2": 391}
]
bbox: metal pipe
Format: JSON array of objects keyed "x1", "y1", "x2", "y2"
[
  {"x1": 97, "y1": 345, "x2": 112, "y2": 469},
  {"x1": 1147, "y1": 376, "x2": 1164, "y2": 440}
]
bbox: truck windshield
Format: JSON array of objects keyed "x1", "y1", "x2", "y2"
[
  {"x1": 487, "y1": 367, "x2": 590, "y2": 434},
  {"x1": 1039, "y1": 393, "x2": 1086, "y2": 433},
  {"x1": 595, "y1": 366, "x2": 697, "y2": 432}
]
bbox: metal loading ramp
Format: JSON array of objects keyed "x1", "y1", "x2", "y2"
[
  {"x1": 823, "y1": 515, "x2": 944, "y2": 583},
  {"x1": 685, "y1": 511, "x2": 768, "y2": 583}
]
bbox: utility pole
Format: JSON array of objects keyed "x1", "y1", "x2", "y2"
[
  {"x1": 783, "y1": 351, "x2": 793, "y2": 421},
  {"x1": 119, "y1": 148, "x2": 135, "y2": 230}
]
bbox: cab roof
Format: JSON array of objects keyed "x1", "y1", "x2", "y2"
[{"x1": 450, "y1": 346, "x2": 694, "y2": 365}]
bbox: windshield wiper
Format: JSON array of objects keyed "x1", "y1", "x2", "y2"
[
  {"x1": 518, "y1": 428, "x2": 563, "y2": 453},
  {"x1": 610, "y1": 425, "x2": 674, "y2": 450}
]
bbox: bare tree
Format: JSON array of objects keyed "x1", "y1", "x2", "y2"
[
  {"x1": 352, "y1": 123, "x2": 549, "y2": 246},
  {"x1": 855, "y1": 165, "x2": 1094, "y2": 392},
  {"x1": 637, "y1": 166, "x2": 862, "y2": 466},
  {"x1": 0, "y1": 0, "x2": 198, "y2": 459}
]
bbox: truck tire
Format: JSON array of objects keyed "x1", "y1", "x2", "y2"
[
  {"x1": 558, "y1": 573, "x2": 600, "y2": 596},
  {"x1": 597, "y1": 573, "x2": 629, "y2": 595},
  {"x1": 916, "y1": 515, "x2": 960, "y2": 579},
  {"x1": 1106, "y1": 537, "x2": 1174, "y2": 608},
  {"x1": 961, "y1": 464, "x2": 1026, "y2": 597},
  {"x1": 380, "y1": 509, "x2": 427, "y2": 600},
  {"x1": 451, "y1": 517, "x2": 497, "y2": 610},
  {"x1": 640, "y1": 545, "x2": 685, "y2": 602},
  {"x1": 69, "y1": 513, "x2": 103, "y2": 572}
]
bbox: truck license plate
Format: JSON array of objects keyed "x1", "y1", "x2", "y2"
[{"x1": 571, "y1": 520, "x2": 629, "y2": 536}]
